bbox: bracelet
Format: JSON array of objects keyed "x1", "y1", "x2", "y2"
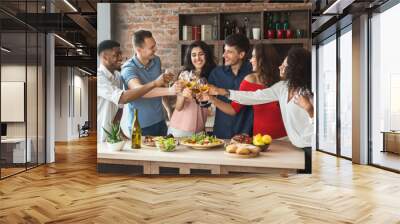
[{"x1": 200, "y1": 102, "x2": 211, "y2": 108}]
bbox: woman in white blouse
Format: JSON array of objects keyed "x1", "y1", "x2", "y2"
[{"x1": 208, "y1": 47, "x2": 313, "y2": 148}]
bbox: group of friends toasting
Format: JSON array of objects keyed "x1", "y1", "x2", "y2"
[{"x1": 97, "y1": 29, "x2": 314, "y2": 149}]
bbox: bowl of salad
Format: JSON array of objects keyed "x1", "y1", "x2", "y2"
[
  {"x1": 180, "y1": 132, "x2": 224, "y2": 149},
  {"x1": 155, "y1": 135, "x2": 177, "y2": 152}
]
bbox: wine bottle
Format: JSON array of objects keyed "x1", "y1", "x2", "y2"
[
  {"x1": 212, "y1": 19, "x2": 218, "y2": 40},
  {"x1": 131, "y1": 109, "x2": 141, "y2": 149},
  {"x1": 273, "y1": 12, "x2": 280, "y2": 30},
  {"x1": 244, "y1": 17, "x2": 250, "y2": 38},
  {"x1": 224, "y1": 20, "x2": 231, "y2": 38},
  {"x1": 283, "y1": 12, "x2": 289, "y2": 30}
]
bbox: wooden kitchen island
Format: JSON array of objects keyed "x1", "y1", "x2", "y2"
[{"x1": 97, "y1": 140, "x2": 311, "y2": 175}]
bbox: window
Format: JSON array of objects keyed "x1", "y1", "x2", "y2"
[
  {"x1": 0, "y1": 1, "x2": 47, "y2": 179},
  {"x1": 339, "y1": 27, "x2": 352, "y2": 158},
  {"x1": 317, "y1": 35, "x2": 337, "y2": 154},
  {"x1": 370, "y1": 3, "x2": 400, "y2": 171}
]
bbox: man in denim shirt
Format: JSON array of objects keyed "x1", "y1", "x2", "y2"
[
  {"x1": 207, "y1": 34, "x2": 253, "y2": 139},
  {"x1": 121, "y1": 30, "x2": 176, "y2": 136}
]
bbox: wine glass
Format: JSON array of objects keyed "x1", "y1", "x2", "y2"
[
  {"x1": 188, "y1": 70, "x2": 199, "y2": 81},
  {"x1": 182, "y1": 71, "x2": 194, "y2": 89},
  {"x1": 198, "y1": 78, "x2": 209, "y2": 93},
  {"x1": 197, "y1": 78, "x2": 210, "y2": 106},
  {"x1": 177, "y1": 70, "x2": 188, "y2": 87},
  {"x1": 190, "y1": 84, "x2": 201, "y2": 95},
  {"x1": 162, "y1": 68, "x2": 175, "y2": 87},
  {"x1": 179, "y1": 70, "x2": 190, "y2": 81}
]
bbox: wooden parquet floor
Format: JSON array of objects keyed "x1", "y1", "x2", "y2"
[{"x1": 1, "y1": 135, "x2": 400, "y2": 224}]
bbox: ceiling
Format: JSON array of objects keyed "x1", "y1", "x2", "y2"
[
  {"x1": 1, "y1": 0, "x2": 394, "y2": 75},
  {"x1": 311, "y1": 0, "x2": 389, "y2": 39},
  {"x1": 0, "y1": 0, "x2": 97, "y2": 14},
  {"x1": 0, "y1": 0, "x2": 97, "y2": 74}
]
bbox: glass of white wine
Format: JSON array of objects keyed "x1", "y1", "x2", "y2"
[
  {"x1": 162, "y1": 68, "x2": 175, "y2": 87},
  {"x1": 198, "y1": 78, "x2": 209, "y2": 93},
  {"x1": 197, "y1": 78, "x2": 210, "y2": 107}
]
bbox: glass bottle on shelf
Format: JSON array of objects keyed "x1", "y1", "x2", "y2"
[
  {"x1": 244, "y1": 17, "x2": 250, "y2": 39},
  {"x1": 267, "y1": 13, "x2": 275, "y2": 39},
  {"x1": 231, "y1": 20, "x2": 238, "y2": 34},
  {"x1": 224, "y1": 20, "x2": 231, "y2": 38},
  {"x1": 282, "y1": 12, "x2": 289, "y2": 30},
  {"x1": 264, "y1": 13, "x2": 269, "y2": 39},
  {"x1": 283, "y1": 12, "x2": 293, "y2": 39},
  {"x1": 212, "y1": 19, "x2": 218, "y2": 40},
  {"x1": 273, "y1": 12, "x2": 280, "y2": 30}
]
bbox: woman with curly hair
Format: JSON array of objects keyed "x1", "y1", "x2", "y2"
[
  {"x1": 207, "y1": 44, "x2": 287, "y2": 139},
  {"x1": 208, "y1": 47, "x2": 313, "y2": 148}
]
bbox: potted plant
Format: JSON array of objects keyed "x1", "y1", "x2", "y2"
[{"x1": 103, "y1": 124, "x2": 125, "y2": 151}]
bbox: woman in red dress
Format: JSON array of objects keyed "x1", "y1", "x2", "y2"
[{"x1": 208, "y1": 44, "x2": 287, "y2": 139}]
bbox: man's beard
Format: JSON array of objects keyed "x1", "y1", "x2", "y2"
[
  {"x1": 114, "y1": 64, "x2": 122, "y2": 72},
  {"x1": 225, "y1": 59, "x2": 238, "y2": 67}
]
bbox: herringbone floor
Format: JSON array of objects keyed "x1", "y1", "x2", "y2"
[{"x1": 1, "y1": 135, "x2": 400, "y2": 224}]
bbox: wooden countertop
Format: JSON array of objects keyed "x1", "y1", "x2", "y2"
[{"x1": 98, "y1": 140, "x2": 305, "y2": 170}]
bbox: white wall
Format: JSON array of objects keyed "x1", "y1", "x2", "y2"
[
  {"x1": 54, "y1": 67, "x2": 89, "y2": 141},
  {"x1": 97, "y1": 3, "x2": 111, "y2": 67},
  {"x1": 1, "y1": 63, "x2": 46, "y2": 164},
  {"x1": 55, "y1": 66, "x2": 68, "y2": 141},
  {"x1": 1, "y1": 65, "x2": 36, "y2": 137}
]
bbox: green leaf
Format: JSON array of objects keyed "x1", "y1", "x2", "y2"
[
  {"x1": 103, "y1": 124, "x2": 122, "y2": 143},
  {"x1": 102, "y1": 127, "x2": 113, "y2": 137}
]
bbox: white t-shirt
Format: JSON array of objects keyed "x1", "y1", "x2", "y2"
[
  {"x1": 229, "y1": 81, "x2": 313, "y2": 148},
  {"x1": 97, "y1": 64, "x2": 123, "y2": 142}
]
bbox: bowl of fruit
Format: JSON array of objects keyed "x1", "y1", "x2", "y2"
[{"x1": 252, "y1": 134, "x2": 272, "y2": 152}]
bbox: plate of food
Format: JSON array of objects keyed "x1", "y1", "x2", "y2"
[
  {"x1": 180, "y1": 132, "x2": 224, "y2": 149},
  {"x1": 230, "y1": 133, "x2": 252, "y2": 144},
  {"x1": 224, "y1": 143, "x2": 260, "y2": 158},
  {"x1": 143, "y1": 136, "x2": 157, "y2": 147}
]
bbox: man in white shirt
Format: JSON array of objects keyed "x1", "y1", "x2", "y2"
[{"x1": 97, "y1": 40, "x2": 171, "y2": 142}]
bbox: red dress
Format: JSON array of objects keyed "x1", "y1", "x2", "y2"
[{"x1": 231, "y1": 80, "x2": 287, "y2": 139}]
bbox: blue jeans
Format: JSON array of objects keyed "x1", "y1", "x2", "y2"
[{"x1": 142, "y1": 120, "x2": 167, "y2": 136}]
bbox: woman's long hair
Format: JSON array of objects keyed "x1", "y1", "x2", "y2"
[
  {"x1": 253, "y1": 44, "x2": 280, "y2": 87},
  {"x1": 284, "y1": 47, "x2": 311, "y2": 92},
  {"x1": 183, "y1": 41, "x2": 216, "y2": 79}
]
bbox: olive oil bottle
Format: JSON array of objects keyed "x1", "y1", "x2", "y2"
[{"x1": 131, "y1": 109, "x2": 141, "y2": 149}]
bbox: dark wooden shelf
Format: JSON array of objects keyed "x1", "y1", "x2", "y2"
[
  {"x1": 178, "y1": 38, "x2": 309, "y2": 45},
  {"x1": 178, "y1": 5, "x2": 312, "y2": 66},
  {"x1": 250, "y1": 38, "x2": 310, "y2": 45},
  {"x1": 178, "y1": 40, "x2": 224, "y2": 45}
]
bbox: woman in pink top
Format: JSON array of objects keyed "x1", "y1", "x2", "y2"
[{"x1": 168, "y1": 41, "x2": 217, "y2": 137}]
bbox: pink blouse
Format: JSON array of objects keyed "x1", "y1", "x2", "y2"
[{"x1": 169, "y1": 98, "x2": 208, "y2": 133}]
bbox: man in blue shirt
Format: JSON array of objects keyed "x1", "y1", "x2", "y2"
[
  {"x1": 207, "y1": 34, "x2": 253, "y2": 139},
  {"x1": 121, "y1": 30, "x2": 176, "y2": 136}
]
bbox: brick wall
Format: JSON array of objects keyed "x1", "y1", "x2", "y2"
[{"x1": 111, "y1": 3, "x2": 309, "y2": 74}]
